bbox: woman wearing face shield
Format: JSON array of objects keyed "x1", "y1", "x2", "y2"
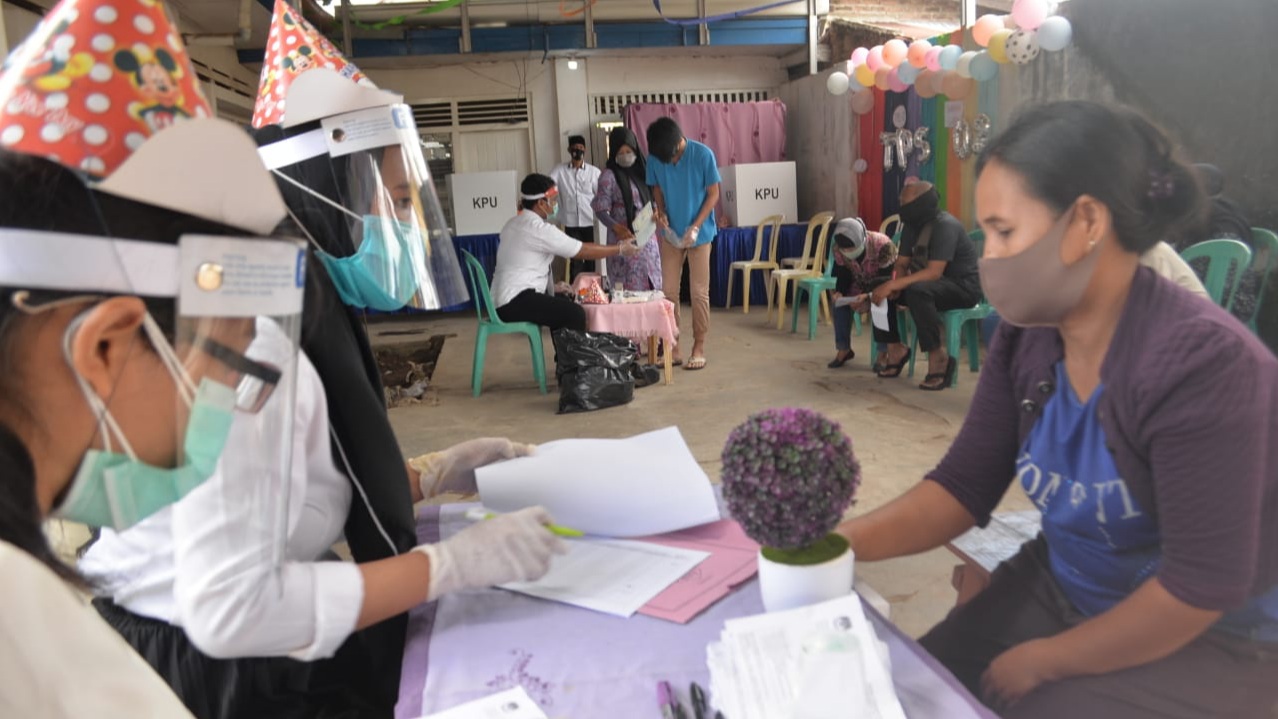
[{"x1": 835, "y1": 102, "x2": 1278, "y2": 717}]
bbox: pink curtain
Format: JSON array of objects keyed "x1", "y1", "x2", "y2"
[{"x1": 623, "y1": 100, "x2": 788, "y2": 166}]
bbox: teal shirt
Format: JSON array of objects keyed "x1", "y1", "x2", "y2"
[{"x1": 646, "y1": 140, "x2": 721, "y2": 246}]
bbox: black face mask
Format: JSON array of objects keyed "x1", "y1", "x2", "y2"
[
  {"x1": 570, "y1": 149, "x2": 585, "y2": 161},
  {"x1": 899, "y1": 188, "x2": 940, "y2": 229}
]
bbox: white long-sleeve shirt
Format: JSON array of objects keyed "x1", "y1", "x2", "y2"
[
  {"x1": 548, "y1": 161, "x2": 602, "y2": 228},
  {"x1": 0, "y1": 542, "x2": 194, "y2": 718},
  {"x1": 81, "y1": 348, "x2": 363, "y2": 661}
]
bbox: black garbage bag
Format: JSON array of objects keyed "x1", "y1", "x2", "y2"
[
  {"x1": 552, "y1": 329, "x2": 637, "y2": 413},
  {"x1": 631, "y1": 363, "x2": 661, "y2": 389}
]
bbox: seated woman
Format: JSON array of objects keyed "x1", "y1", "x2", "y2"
[
  {"x1": 826, "y1": 217, "x2": 898, "y2": 369},
  {"x1": 837, "y1": 101, "x2": 1278, "y2": 717},
  {"x1": 592, "y1": 126, "x2": 663, "y2": 292},
  {"x1": 491, "y1": 174, "x2": 639, "y2": 331}
]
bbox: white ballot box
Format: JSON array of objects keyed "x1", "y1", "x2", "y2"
[
  {"x1": 719, "y1": 161, "x2": 797, "y2": 227},
  {"x1": 448, "y1": 170, "x2": 518, "y2": 236}
]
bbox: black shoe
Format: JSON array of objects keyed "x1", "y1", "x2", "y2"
[{"x1": 827, "y1": 349, "x2": 855, "y2": 368}]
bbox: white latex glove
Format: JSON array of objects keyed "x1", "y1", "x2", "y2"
[
  {"x1": 407, "y1": 438, "x2": 535, "y2": 498},
  {"x1": 414, "y1": 506, "x2": 568, "y2": 601},
  {"x1": 681, "y1": 226, "x2": 700, "y2": 247},
  {"x1": 619, "y1": 239, "x2": 640, "y2": 258}
]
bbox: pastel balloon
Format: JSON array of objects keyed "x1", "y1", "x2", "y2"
[
  {"x1": 883, "y1": 39, "x2": 909, "y2": 67},
  {"x1": 973, "y1": 14, "x2": 1004, "y2": 47},
  {"x1": 853, "y1": 62, "x2": 877, "y2": 88},
  {"x1": 988, "y1": 29, "x2": 1014, "y2": 63},
  {"x1": 851, "y1": 90, "x2": 876, "y2": 115},
  {"x1": 930, "y1": 69, "x2": 949, "y2": 95},
  {"x1": 969, "y1": 51, "x2": 1000, "y2": 81},
  {"x1": 939, "y1": 44, "x2": 963, "y2": 71},
  {"x1": 875, "y1": 67, "x2": 892, "y2": 91},
  {"x1": 850, "y1": 47, "x2": 870, "y2": 66},
  {"x1": 914, "y1": 70, "x2": 938, "y2": 98},
  {"x1": 1037, "y1": 16, "x2": 1073, "y2": 51},
  {"x1": 1006, "y1": 29, "x2": 1041, "y2": 65},
  {"x1": 827, "y1": 71, "x2": 851, "y2": 96},
  {"x1": 956, "y1": 51, "x2": 978, "y2": 78},
  {"x1": 908, "y1": 39, "x2": 932, "y2": 68},
  {"x1": 867, "y1": 45, "x2": 885, "y2": 71},
  {"x1": 942, "y1": 73, "x2": 975, "y2": 100},
  {"x1": 1011, "y1": 0, "x2": 1050, "y2": 30},
  {"x1": 887, "y1": 67, "x2": 909, "y2": 93},
  {"x1": 925, "y1": 46, "x2": 944, "y2": 71},
  {"x1": 1003, "y1": 14, "x2": 1018, "y2": 29},
  {"x1": 897, "y1": 62, "x2": 921, "y2": 85}
]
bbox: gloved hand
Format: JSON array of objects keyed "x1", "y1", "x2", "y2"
[
  {"x1": 407, "y1": 438, "x2": 535, "y2": 499},
  {"x1": 414, "y1": 506, "x2": 568, "y2": 601},
  {"x1": 619, "y1": 239, "x2": 640, "y2": 258},
  {"x1": 681, "y1": 226, "x2": 700, "y2": 248}
]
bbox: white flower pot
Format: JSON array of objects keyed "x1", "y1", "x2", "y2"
[{"x1": 757, "y1": 546, "x2": 855, "y2": 612}]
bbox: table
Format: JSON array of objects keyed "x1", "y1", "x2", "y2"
[
  {"x1": 581, "y1": 299, "x2": 679, "y2": 385},
  {"x1": 398, "y1": 505, "x2": 997, "y2": 719},
  {"x1": 710, "y1": 224, "x2": 810, "y2": 308},
  {"x1": 946, "y1": 511, "x2": 1041, "y2": 606}
]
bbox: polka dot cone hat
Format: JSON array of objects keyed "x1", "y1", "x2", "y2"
[
  {"x1": 252, "y1": 0, "x2": 369, "y2": 129},
  {"x1": 0, "y1": 0, "x2": 212, "y2": 179}
]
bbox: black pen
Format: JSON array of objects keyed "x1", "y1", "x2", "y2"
[{"x1": 689, "y1": 682, "x2": 708, "y2": 719}]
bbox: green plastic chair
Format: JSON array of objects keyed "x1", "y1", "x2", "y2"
[
  {"x1": 905, "y1": 230, "x2": 989, "y2": 387},
  {"x1": 460, "y1": 250, "x2": 548, "y2": 397},
  {"x1": 1244, "y1": 228, "x2": 1278, "y2": 333},
  {"x1": 791, "y1": 241, "x2": 838, "y2": 340},
  {"x1": 1180, "y1": 239, "x2": 1253, "y2": 308}
]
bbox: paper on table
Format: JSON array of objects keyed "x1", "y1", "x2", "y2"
[
  {"x1": 631, "y1": 202, "x2": 657, "y2": 248},
  {"x1": 633, "y1": 519, "x2": 760, "y2": 624},
  {"x1": 419, "y1": 686, "x2": 547, "y2": 719},
  {"x1": 475, "y1": 427, "x2": 720, "y2": 537},
  {"x1": 871, "y1": 299, "x2": 890, "y2": 331},
  {"x1": 501, "y1": 538, "x2": 710, "y2": 618}
]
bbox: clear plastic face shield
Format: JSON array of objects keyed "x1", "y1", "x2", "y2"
[
  {"x1": 259, "y1": 104, "x2": 469, "y2": 311},
  {"x1": 0, "y1": 229, "x2": 305, "y2": 566}
]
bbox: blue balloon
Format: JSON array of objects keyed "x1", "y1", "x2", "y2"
[
  {"x1": 969, "y1": 51, "x2": 999, "y2": 82},
  {"x1": 1037, "y1": 16, "x2": 1072, "y2": 52},
  {"x1": 897, "y1": 63, "x2": 921, "y2": 84},
  {"x1": 938, "y1": 44, "x2": 963, "y2": 71}
]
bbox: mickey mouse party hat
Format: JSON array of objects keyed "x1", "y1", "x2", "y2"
[
  {"x1": 0, "y1": 0, "x2": 213, "y2": 179},
  {"x1": 252, "y1": 0, "x2": 372, "y2": 128}
]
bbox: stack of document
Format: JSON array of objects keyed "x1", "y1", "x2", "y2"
[
  {"x1": 707, "y1": 595, "x2": 906, "y2": 719},
  {"x1": 420, "y1": 687, "x2": 548, "y2": 719}
]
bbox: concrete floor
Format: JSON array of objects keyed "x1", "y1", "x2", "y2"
[{"x1": 376, "y1": 302, "x2": 1032, "y2": 638}]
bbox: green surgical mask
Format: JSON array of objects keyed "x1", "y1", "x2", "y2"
[{"x1": 55, "y1": 313, "x2": 238, "y2": 531}]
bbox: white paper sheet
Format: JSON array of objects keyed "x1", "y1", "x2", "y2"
[
  {"x1": 871, "y1": 299, "x2": 890, "y2": 331},
  {"x1": 500, "y1": 538, "x2": 710, "y2": 617},
  {"x1": 475, "y1": 427, "x2": 721, "y2": 537},
  {"x1": 631, "y1": 202, "x2": 657, "y2": 248},
  {"x1": 419, "y1": 687, "x2": 548, "y2": 719},
  {"x1": 834, "y1": 294, "x2": 865, "y2": 308}
]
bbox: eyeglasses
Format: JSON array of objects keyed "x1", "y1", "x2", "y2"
[{"x1": 201, "y1": 337, "x2": 282, "y2": 414}]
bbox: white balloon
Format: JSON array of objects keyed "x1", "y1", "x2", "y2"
[
  {"x1": 827, "y1": 71, "x2": 851, "y2": 96},
  {"x1": 1006, "y1": 29, "x2": 1041, "y2": 65},
  {"x1": 956, "y1": 51, "x2": 978, "y2": 79}
]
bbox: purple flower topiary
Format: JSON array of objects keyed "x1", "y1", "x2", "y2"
[{"x1": 720, "y1": 408, "x2": 861, "y2": 551}]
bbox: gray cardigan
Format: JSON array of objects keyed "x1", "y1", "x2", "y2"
[{"x1": 929, "y1": 266, "x2": 1278, "y2": 612}]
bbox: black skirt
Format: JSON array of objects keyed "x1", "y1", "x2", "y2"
[{"x1": 94, "y1": 598, "x2": 389, "y2": 719}]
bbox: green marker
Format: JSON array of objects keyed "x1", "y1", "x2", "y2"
[{"x1": 465, "y1": 508, "x2": 584, "y2": 538}]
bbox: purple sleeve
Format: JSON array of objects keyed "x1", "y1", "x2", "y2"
[
  {"x1": 925, "y1": 322, "x2": 1023, "y2": 526},
  {"x1": 592, "y1": 170, "x2": 624, "y2": 230},
  {"x1": 1141, "y1": 321, "x2": 1275, "y2": 610}
]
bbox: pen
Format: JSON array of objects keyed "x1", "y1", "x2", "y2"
[
  {"x1": 464, "y1": 508, "x2": 585, "y2": 538},
  {"x1": 658, "y1": 680, "x2": 677, "y2": 719},
  {"x1": 689, "y1": 682, "x2": 708, "y2": 719}
]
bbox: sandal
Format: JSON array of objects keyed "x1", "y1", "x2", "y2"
[
  {"x1": 827, "y1": 349, "x2": 855, "y2": 369},
  {"x1": 875, "y1": 348, "x2": 912, "y2": 378},
  {"x1": 685, "y1": 356, "x2": 707, "y2": 371},
  {"x1": 919, "y1": 356, "x2": 957, "y2": 391}
]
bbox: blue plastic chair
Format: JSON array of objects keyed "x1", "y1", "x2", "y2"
[
  {"x1": 460, "y1": 250, "x2": 548, "y2": 397},
  {"x1": 1180, "y1": 239, "x2": 1253, "y2": 308},
  {"x1": 791, "y1": 241, "x2": 838, "y2": 340},
  {"x1": 905, "y1": 230, "x2": 990, "y2": 387},
  {"x1": 1245, "y1": 228, "x2": 1278, "y2": 333}
]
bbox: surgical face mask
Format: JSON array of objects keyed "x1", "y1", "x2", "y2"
[
  {"x1": 839, "y1": 247, "x2": 864, "y2": 262},
  {"x1": 616, "y1": 152, "x2": 636, "y2": 169},
  {"x1": 319, "y1": 214, "x2": 426, "y2": 311},
  {"x1": 978, "y1": 205, "x2": 1099, "y2": 328},
  {"x1": 56, "y1": 314, "x2": 238, "y2": 530},
  {"x1": 545, "y1": 201, "x2": 560, "y2": 223},
  {"x1": 899, "y1": 188, "x2": 940, "y2": 229}
]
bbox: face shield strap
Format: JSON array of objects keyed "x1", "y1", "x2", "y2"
[
  {"x1": 258, "y1": 129, "x2": 330, "y2": 172},
  {"x1": 271, "y1": 169, "x2": 364, "y2": 224},
  {"x1": 61, "y1": 311, "x2": 139, "y2": 461}
]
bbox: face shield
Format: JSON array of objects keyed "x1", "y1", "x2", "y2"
[
  {"x1": 259, "y1": 104, "x2": 469, "y2": 312},
  {"x1": 0, "y1": 229, "x2": 305, "y2": 567}
]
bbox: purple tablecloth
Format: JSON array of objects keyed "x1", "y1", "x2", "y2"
[{"x1": 397, "y1": 504, "x2": 996, "y2": 719}]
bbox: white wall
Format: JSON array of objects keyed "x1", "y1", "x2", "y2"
[
  {"x1": 585, "y1": 55, "x2": 786, "y2": 94},
  {"x1": 778, "y1": 69, "x2": 859, "y2": 221}
]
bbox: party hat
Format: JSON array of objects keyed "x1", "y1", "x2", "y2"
[
  {"x1": 252, "y1": 0, "x2": 371, "y2": 128},
  {"x1": 0, "y1": 0, "x2": 213, "y2": 179}
]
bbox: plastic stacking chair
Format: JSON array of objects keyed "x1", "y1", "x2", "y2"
[
  {"x1": 780, "y1": 212, "x2": 836, "y2": 269},
  {"x1": 1245, "y1": 228, "x2": 1278, "y2": 333},
  {"x1": 1180, "y1": 239, "x2": 1253, "y2": 308},
  {"x1": 724, "y1": 214, "x2": 784, "y2": 313},
  {"x1": 460, "y1": 250, "x2": 548, "y2": 397},
  {"x1": 880, "y1": 214, "x2": 901, "y2": 238},
  {"x1": 769, "y1": 212, "x2": 834, "y2": 329},
  {"x1": 905, "y1": 230, "x2": 990, "y2": 387},
  {"x1": 791, "y1": 240, "x2": 837, "y2": 340}
]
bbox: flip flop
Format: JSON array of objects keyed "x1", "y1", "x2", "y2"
[
  {"x1": 684, "y1": 356, "x2": 707, "y2": 370},
  {"x1": 876, "y1": 348, "x2": 912, "y2": 378},
  {"x1": 919, "y1": 356, "x2": 957, "y2": 391}
]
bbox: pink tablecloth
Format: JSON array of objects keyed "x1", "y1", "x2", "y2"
[{"x1": 581, "y1": 299, "x2": 679, "y2": 348}]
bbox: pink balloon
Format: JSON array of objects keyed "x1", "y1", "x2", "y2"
[
  {"x1": 925, "y1": 46, "x2": 943, "y2": 71},
  {"x1": 942, "y1": 73, "x2": 975, "y2": 100},
  {"x1": 907, "y1": 39, "x2": 932, "y2": 68},
  {"x1": 874, "y1": 67, "x2": 892, "y2": 91},
  {"x1": 850, "y1": 47, "x2": 869, "y2": 66},
  {"x1": 973, "y1": 14, "x2": 1004, "y2": 47},
  {"x1": 867, "y1": 45, "x2": 885, "y2": 71},
  {"x1": 851, "y1": 89, "x2": 875, "y2": 116},
  {"x1": 883, "y1": 39, "x2": 909, "y2": 67},
  {"x1": 1011, "y1": 0, "x2": 1050, "y2": 30},
  {"x1": 915, "y1": 70, "x2": 938, "y2": 98},
  {"x1": 888, "y1": 67, "x2": 909, "y2": 93}
]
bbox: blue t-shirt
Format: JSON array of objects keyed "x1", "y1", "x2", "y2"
[
  {"x1": 1022, "y1": 363, "x2": 1278, "y2": 641},
  {"x1": 646, "y1": 140, "x2": 721, "y2": 246}
]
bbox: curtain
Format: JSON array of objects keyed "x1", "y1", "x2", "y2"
[{"x1": 623, "y1": 100, "x2": 788, "y2": 165}]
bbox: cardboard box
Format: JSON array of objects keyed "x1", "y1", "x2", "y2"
[
  {"x1": 718, "y1": 161, "x2": 798, "y2": 228},
  {"x1": 448, "y1": 170, "x2": 518, "y2": 236}
]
